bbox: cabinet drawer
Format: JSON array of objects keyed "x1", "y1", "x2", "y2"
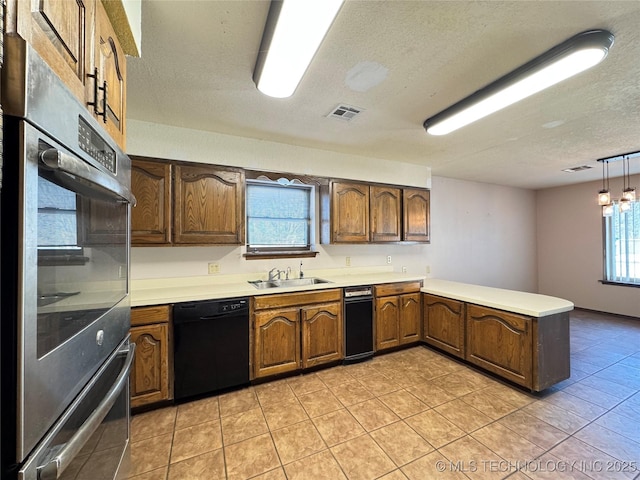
[
  {"x1": 374, "y1": 281, "x2": 421, "y2": 297},
  {"x1": 131, "y1": 305, "x2": 171, "y2": 326},
  {"x1": 253, "y1": 289, "x2": 342, "y2": 310}
]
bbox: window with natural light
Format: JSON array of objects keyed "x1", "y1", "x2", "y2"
[
  {"x1": 603, "y1": 201, "x2": 640, "y2": 285},
  {"x1": 246, "y1": 180, "x2": 314, "y2": 252}
]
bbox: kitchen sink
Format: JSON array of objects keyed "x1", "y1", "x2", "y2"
[{"x1": 248, "y1": 277, "x2": 332, "y2": 289}]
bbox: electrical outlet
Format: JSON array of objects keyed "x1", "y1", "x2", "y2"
[
  {"x1": 402, "y1": 266, "x2": 407, "y2": 273},
  {"x1": 208, "y1": 263, "x2": 220, "y2": 274},
  {"x1": 425, "y1": 265, "x2": 431, "y2": 274},
  {"x1": 387, "y1": 255, "x2": 392, "y2": 264},
  {"x1": 345, "y1": 256, "x2": 351, "y2": 267}
]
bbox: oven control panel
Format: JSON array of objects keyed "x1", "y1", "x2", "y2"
[{"x1": 78, "y1": 117, "x2": 116, "y2": 174}]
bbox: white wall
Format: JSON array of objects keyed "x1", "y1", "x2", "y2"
[
  {"x1": 127, "y1": 121, "x2": 538, "y2": 293},
  {"x1": 537, "y1": 175, "x2": 640, "y2": 317},
  {"x1": 429, "y1": 176, "x2": 537, "y2": 292},
  {"x1": 127, "y1": 120, "x2": 431, "y2": 189}
]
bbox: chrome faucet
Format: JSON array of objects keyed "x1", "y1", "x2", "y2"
[
  {"x1": 286, "y1": 267, "x2": 292, "y2": 280},
  {"x1": 299, "y1": 261, "x2": 304, "y2": 279},
  {"x1": 268, "y1": 268, "x2": 284, "y2": 281}
]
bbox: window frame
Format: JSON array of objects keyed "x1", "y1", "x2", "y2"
[
  {"x1": 245, "y1": 178, "x2": 316, "y2": 257},
  {"x1": 601, "y1": 200, "x2": 640, "y2": 288}
]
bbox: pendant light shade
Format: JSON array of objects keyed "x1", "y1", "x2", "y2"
[
  {"x1": 424, "y1": 30, "x2": 614, "y2": 136},
  {"x1": 602, "y1": 203, "x2": 614, "y2": 217}
]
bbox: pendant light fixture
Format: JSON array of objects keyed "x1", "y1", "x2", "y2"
[
  {"x1": 423, "y1": 29, "x2": 614, "y2": 136},
  {"x1": 253, "y1": 0, "x2": 345, "y2": 98},
  {"x1": 597, "y1": 159, "x2": 611, "y2": 206},
  {"x1": 597, "y1": 151, "x2": 639, "y2": 216},
  {"x1": 622, "y1": 155, "x2": 637, "y2": 202}
]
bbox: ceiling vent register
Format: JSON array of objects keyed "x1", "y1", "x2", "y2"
[
  {"x1": 562, "y1": 165, "x2": 593, "y2": 173},
  {"x1": 327, "y1": 104, "x2": 364, "y2": 122}
]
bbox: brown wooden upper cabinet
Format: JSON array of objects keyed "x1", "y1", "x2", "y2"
[
  {"x1": 130, "y1": 157, "x2": 245, "y2": 246},
  {"x1": 371, "y1": 186, "x2": 402, "y2": 242},
  {"x1": 174, "y1": 164, "x2": 244, "y2": 244},
  {"x1": 91, "y1": 0, "x2": 127, "y2": 149},
  {"x1": 403, "y1": 188, "x2": 430, "y2": 242},
  {"x1": 9, "y1": 0, "x2": 94, "y2": 107},
  {"x1": 331, "y1": 182, "x2": 370, "y2": 242},
  {"x1": 131, "y1": 158, "x2": 172, "y2": 244},
  {"x1": 323, "y1": 181, "x2": 429, "y2": 244},
  {"x1": 7, "y1": 0, "x2": 128, "y2": 149}
]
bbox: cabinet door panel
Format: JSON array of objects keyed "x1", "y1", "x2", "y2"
[
  {"x1": 465, "y1": 305, "x2": 532, "y2": 388},
  {"x1": 254, "y1": 308, "x2": 300, "y2": 378},
  {"x1": 375, "y1": 296, "x2": 400, "y2": 351},
  {"x1": 301, "y1": 302, "x2": 343, "y2": 368},
  {"x1": 130, "y1": 323, "x2": 170, "y2": 408},
  {"x1": 399, "y1": 293, "x2": 421, "y2": 344},
  {"x1": 331, "y1": 182, "x2": 369, "y2": 242},
  {"x1": 13, "y1": 0, "x2": 92, "y2": 103},
  {"x1": 403, "y1": 188, "x2": 430, "y2": 242},
  {"x1": 174, "y1": 165, "x2": 245, "y2": 244},
  {"x1": 93, "y1": 1, "x2": 127, "y2": 148},
  {"x1": 423, "y1": 294, "x2": 465, "y2": 358},
  {"x1": 371, "y1": 186, "x2": 401, "y2": 242},
  {"x1": 131, "y1": 159, "x2": 172, "y2": 244}
]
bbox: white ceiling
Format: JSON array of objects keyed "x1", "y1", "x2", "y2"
[{"x1": 126, "y1": 0, "x2": 640, "y2": 190}]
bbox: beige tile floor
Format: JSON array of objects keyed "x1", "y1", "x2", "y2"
[{"x1": 128, "y1": 309, "x2": 640, "y2": 480}]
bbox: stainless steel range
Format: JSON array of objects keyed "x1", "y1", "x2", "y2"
[{"x1": 1, "y1": 37, "x2": 135, "y2": 480}]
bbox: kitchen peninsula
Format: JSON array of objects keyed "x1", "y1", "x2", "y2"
[{"x1": 130, "y1": 268, "x2": 573, "y2": 409}]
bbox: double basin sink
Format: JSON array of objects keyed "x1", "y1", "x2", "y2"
[{"x1": 248, "y1": 277, "x2": 332, "y2": 290}]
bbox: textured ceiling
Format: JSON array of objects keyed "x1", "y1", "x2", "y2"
[{"x1": 126, "y1": 0, "x2": 640, "y2": 190}]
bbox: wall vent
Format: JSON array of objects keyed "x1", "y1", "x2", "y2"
[
  {"x1": 327, "y1": 104, "x2": 364, "y2": 122},
  {"x1": 562, "y1": 165, "x2": 593, "y2": 173}
]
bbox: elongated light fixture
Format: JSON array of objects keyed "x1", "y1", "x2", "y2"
[
  {"x1": 254, "y1": 0, "x2": 345, "y2": 98},
  {"x1": 424, "y1": 30, "x2": 614, "y2": 136}
]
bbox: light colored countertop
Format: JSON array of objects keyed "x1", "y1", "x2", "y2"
[
  {"x1": 131, "y1": 268, "x2": 574, "y2": 317},
  {"x1": 131, "y1": 266, "x2": 425, "y2": 307},
  {"x1": 421, "y1": 279, "x2": 574, "y2": 317}
]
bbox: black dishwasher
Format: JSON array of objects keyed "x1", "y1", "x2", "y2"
[
  {"x1": 173, "y1": 297, "x2": 249, "y2": 401},
  {"x1": 344, "y1": 286, "x2": 374, "y2": 364}
]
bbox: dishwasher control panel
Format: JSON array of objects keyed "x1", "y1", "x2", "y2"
[
  {"x1": 344, "y1": 286, "x2": 373, "y2": 298},
  {"x1": 219, "y1": 299, "x2": 248, "y2": 313}
]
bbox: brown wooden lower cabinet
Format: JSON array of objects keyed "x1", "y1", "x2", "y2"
[
  {"x1": 130, "y1": 305, "x2": 172, "y2": 408},
  {"x1": 252, "y1": 289, "x2": 343, "y2": 379},
  {"x1": 375, "y1": 282, "x2": 422, "y2": 352},
  {"x1": 375, "y1": 296, "x2": 400, "y2": 351},
  {"x1": 301, "y1": 302, "x2": 343, "y2": 368},
  {"x1": 465, "y1": 304, "x2": 532, "y2": 388},
  {"x1": 420, "y1": 299, "x2": 570, "y2": 392},
  {"x1": 253, "y1": 308, "x2": 301, "y2": 378},
  {"x1": 399, "y1": 293, "x2": 421, "y2": 344},
  {"x1": 423, "y1": 294, "x2": 465, "y2": 358}
]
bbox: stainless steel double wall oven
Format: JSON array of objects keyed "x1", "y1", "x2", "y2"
[{"x1": 1, "y1": 37, "x2": 135, "y2": 480}]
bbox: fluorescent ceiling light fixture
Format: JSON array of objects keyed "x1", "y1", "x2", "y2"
[
  {"x1": 424, "y1": 30, "x2": 614, "y2": 136},
  {"x1": 254, "y1": 0, "x2": 345, "y2": 98}
]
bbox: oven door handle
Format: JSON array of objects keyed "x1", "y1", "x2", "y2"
[
  {"x1": 37, "y1": 343, "x2": 136, "y2": 480},
  {"x1": 40, "y1": 148, "x2": 136, "y2": 205}
]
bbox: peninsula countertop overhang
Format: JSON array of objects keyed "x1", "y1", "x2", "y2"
[{"x1": 422, "y1": 278, "x2": 574, "y2": 317}]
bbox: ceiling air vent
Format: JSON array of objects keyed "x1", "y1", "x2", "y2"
[
  {"x1": 562, "y1": 165, "x2": 594, "y2": 173},
  {"x1": 327, "y1": 104, "x2": 364, "y2": 122}
]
